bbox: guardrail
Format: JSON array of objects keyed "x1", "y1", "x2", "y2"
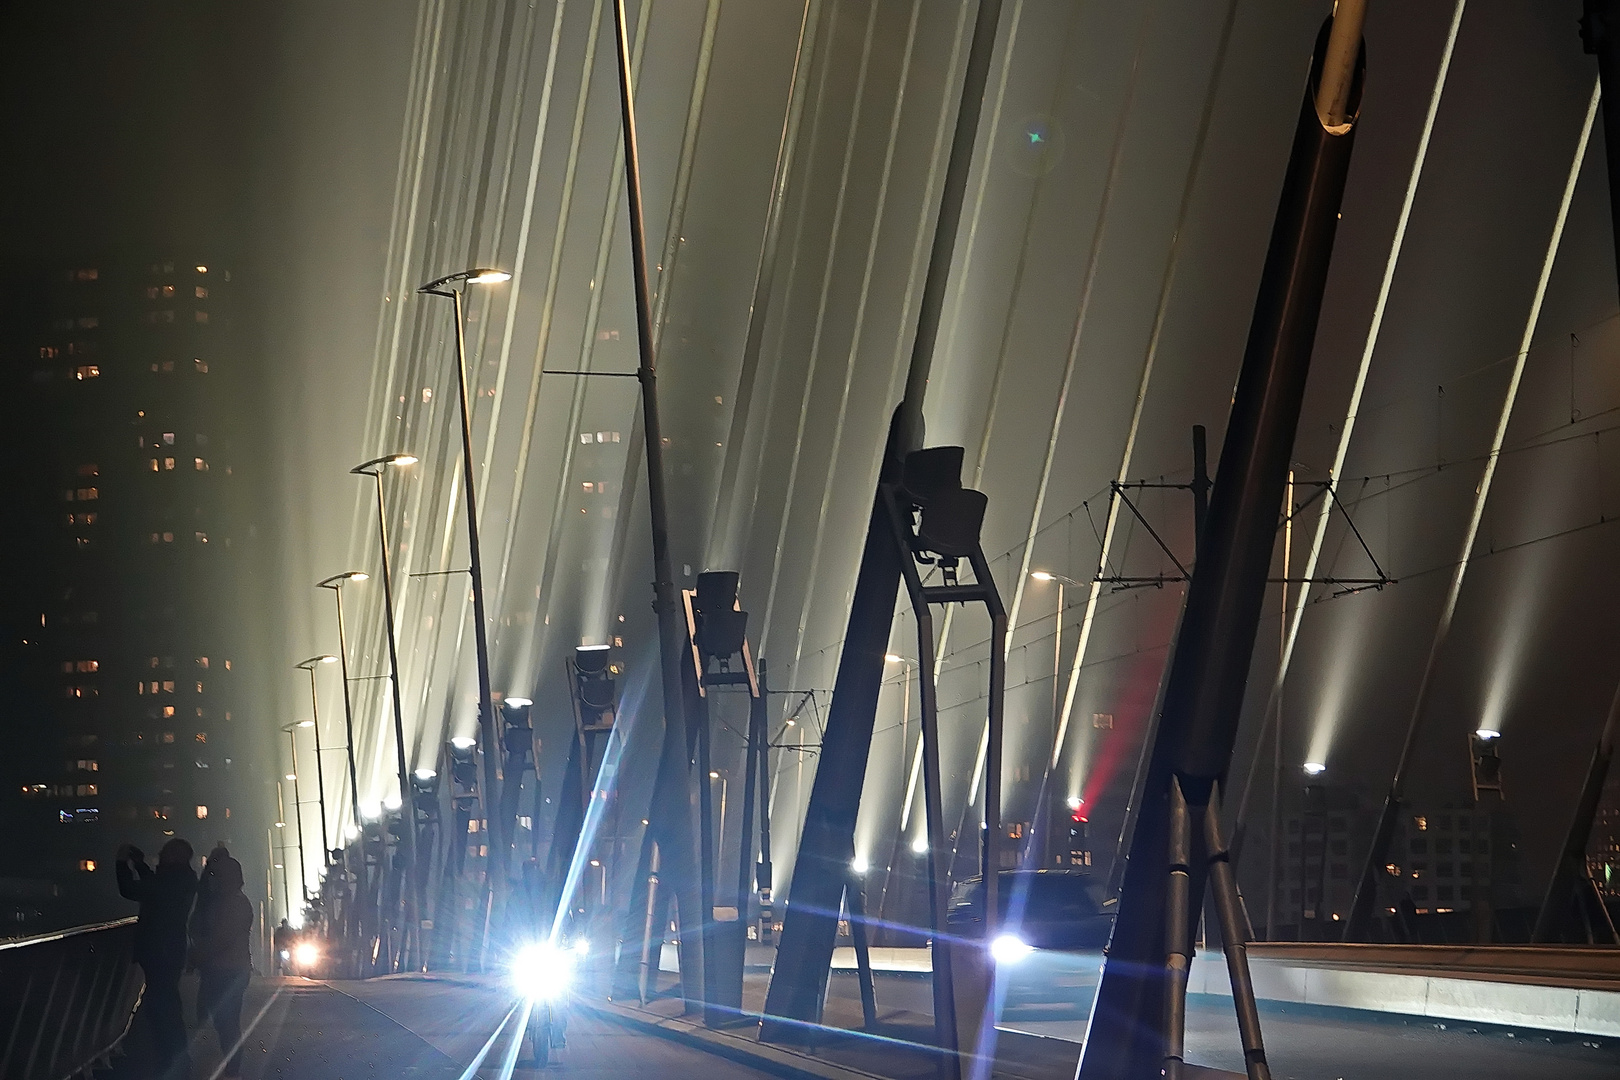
[{"x1": 0, "y1": 918, "x2": 143, "y2": 1080}]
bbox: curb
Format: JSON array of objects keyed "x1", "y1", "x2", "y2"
[{"x1": 581, "y1": 997, "x2": 892, "y2": 1080}]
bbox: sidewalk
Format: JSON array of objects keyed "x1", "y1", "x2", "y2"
[{"x1": 584, "y1": 967, "x2": 1240, "y2": 1080}]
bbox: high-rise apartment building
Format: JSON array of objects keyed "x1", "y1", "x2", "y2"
[{"x1": 2, "y1": 258, "x2": 264, "y2": 933}]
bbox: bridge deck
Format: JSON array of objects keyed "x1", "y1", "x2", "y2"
[{"x1": 91, "y1": 966, "x2": 1620, "y2": 1080}]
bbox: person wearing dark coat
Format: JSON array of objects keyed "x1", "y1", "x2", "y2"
[
  {"x1": 191, "y1": 854, "x2": 252, "y2": 1076},
  {"x1": 116, "y1": 837, "x2": 197, "y2": 1078}
]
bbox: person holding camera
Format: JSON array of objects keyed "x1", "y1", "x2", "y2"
[{"x1": 116, "y1": 838, "x2": 198, "y2": 1077}]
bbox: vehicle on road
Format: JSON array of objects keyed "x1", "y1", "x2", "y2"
[{"x1": 946, "y1": 869, "x2": 1115, "y2": 1010}]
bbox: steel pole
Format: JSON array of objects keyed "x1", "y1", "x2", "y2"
[
  {"x1": 1077, "y1": 14, "x2": 1363, "y2": 1078},
  {"x1": 287, "y1": 730, "x2": 310, "y2": 901},
  {"x1": 306, "y1": 668, "x2": 332, "y2": 865},
  {"x1": 611, "y1": 0, "x2": 707, "y2": 1012},
  {"x1": 446, "y1": 286, "x2": 505, "y2": 887},
  {"x1": 370, "y1": 470, "x2": 422, "y2": 963},
  {"x1": 327, "y1": 585, "x2": 364, "y2": 837}
]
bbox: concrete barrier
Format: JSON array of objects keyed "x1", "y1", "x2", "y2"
[{"x1": 1188, "y1": 949, "x2": 1620, "y2": 1037}]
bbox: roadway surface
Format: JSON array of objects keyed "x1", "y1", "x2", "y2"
[
  {"x1": 103, "y1": 963, "x2": 1620, "y2": 1079},
  {"x1": 828, "y1": 961, "x2": 1620, "y2": 1080},
  {"x1": 107, "y1": 972, "x2": 789, "y2": 1080}
]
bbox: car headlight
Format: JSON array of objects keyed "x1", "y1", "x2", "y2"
[
  {"x1": 511, "y1": 941, "x2": 576, "y2": 1001},
  {"x1": 990, "y1": 933, "x2": 1035, "y2": 966},
  {"x1": 293, "y1": 941, "x2": 320, "y2": 968}
]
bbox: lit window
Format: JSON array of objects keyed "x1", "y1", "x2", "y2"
[
  {"x1": 161, "y1": 681, "x2": 174, "y2": 693},
  {"x1": 161, "y1": 731, "x2": 174, "y2": 742},
  {"x1": 195, "y1": 265, "x2": 207, "y2": 273},
  {"x1": 195, "y1": 732, "x2": 206, "y2": 743},
  {"x1": 77, "y1": 760, "x2": 98, "y2": 771},
  {"x1": 163, "y1": 433, "x2": 175, "y2": 445},
  {"x1": 580, "y1": 433, "x2": 591, "y2": 445},
  {"x1": 76, "y1": 487, "x2": 99, "y2": 501},
  {"x1": 193, "y1": 457, "x2": 207, "y2": 471},
  {"x1": 196, "y1": 805, "x2": 208, "y2": 819},
  {"x1": 78, "y1": 784, "x2": 97, "y2": 796},
  {"x1": 79, "y1": 859, "x2": 97, "y2": 871},
  {"x1": 196, "y1": 657, "x2": 209, "y2": 668},
  {"x1": 195, "y1": 681, "x2": 204, "y2": 694},
  {"x1": 1414, "y1": 816, "x2": 1428, "y2": 832},
  {"x1": 193, "y1": 358, "x2": 208, "y2": 373},
  {"x1": 163, "y1": 458, "x2": 175, "y2": 470},
  {"x1": 195, "y1": 286, "x2": 208, "y2": 299},
  {"x1": 163, "y1": 532, "x2": 174, "y2": 543},
  {"x1": 76, "y1": 660, "x2": 98, "y2": 673},
  {"x1": 150, "y1": 657, "x2": 160, "y2": 669},
  {"x1": 74, "y1": 365, "x2": 100, "y2": 380},
  {"x1": 150, "y1": 460, "x2": 159, "y2": 473},
  {"x1": 195, "y1": 532, "x2": 208, "y2": 544},
  {"x1": 223, "y1": 660, "x2": 231, "y2": 671},
  {"x1": 161, "y1": 284, "x2": 175, "y2": 298},
  {"x1": 76, "y1": 268, "x2": 98, "y2": 281},
  {"x1": 162, "y1": 706, "x2": 175, "y2": 718}
]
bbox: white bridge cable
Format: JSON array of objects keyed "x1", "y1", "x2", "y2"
[
  {"x1": 786, "y1": 0, "x2": 924, "y2": 685},
  {"x1": 409, "y1": 0, "x2": 551, "y2": 747},
  {"x1": 704, "y1": 0, "x2": 822, "y2": 570},
  {"x1": 1377, "y1": 78, "x2": 1599, "y2": 804},
  {"x1": 757, "y1": 1, "x2": 881, "y2": 655},
  {"x1": 963, "y1": 3, "x2": 1159, "y2": 806},
  {"x1": 1046, "y1": 0, "x2": 1238, "y2": 778},
  {"x1": 1234, "y1": 0, "x2": 1468, "y2": 825},
  {"x1": 491, "y1": 0, "x2": 608, "y2": 678},
  {"x1": 346, "y1": 0, "x2": 445, "y2": 571}
]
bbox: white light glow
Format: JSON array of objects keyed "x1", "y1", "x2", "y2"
[
  {"x1": 1303, "y1": 762, "x2": 1326, "y2": 776},
  {"x1": 990, "y1": 934, "x2": 1035, "y2": 966},
  {"x1": 510, "y1": 941, "x2": 575, "y2": 1001},
  {"x1": 1474, "y1": 728, "x2": 1501, "y2": 741},
  {"x1": 506, "y1": 696, "x2": 533, "y2": 707},
  {"x1": 910, "y1": 836, "x2": 928, "y2": 854},
  {"x1": 383, "y1": 794, "x2": 402, "y2": 811},
  {"x1": 1030, "y1": 571, "x2": 1055, "y2": 582},
  {"x1": 1066, "y1": 796, "x2": 1082, "y2": 810},
  {"x1": 414, "y1": 768, "x2": 436, "y2": 781},
  {"x1": 851, "y1": 856, "x2": 869, "y2": 874},
  {"x1": 360, "y1": 802, "x2": 381, "y2": 821},
  {"x1": 450, "y1": 736, "x2": 476, "y2": 750},
  {"x1": 467, "y1": 270, "x2": 512, "y2": 284}
]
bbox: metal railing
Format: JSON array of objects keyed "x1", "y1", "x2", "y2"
[{"x1": 0, "y1": 918, "x2": 142, "y2": 1080}]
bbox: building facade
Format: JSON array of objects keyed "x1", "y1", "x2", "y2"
[{"x1": 2, "y1": 259, "x2": 263, "y2": 933}]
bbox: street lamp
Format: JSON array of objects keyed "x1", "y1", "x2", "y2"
[
  {"x1": 350, "y1": 454, "x2": 421, "y2": 942},
  {"x1": 296, "y1": 656, "x2": 338, "y2": 865},
  {"x1": 417, "y1": 268, "x2": 506, "y2": 876},
  {"x1": 281, "y1": 723, "x2": 312, "y2": 901},
  {"x1": 316, "y1": 572, "x2": 368, "y2": 843}
]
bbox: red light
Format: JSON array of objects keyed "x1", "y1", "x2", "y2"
[{"x1": 1071, "y1": 810, "x2": 1086, "y2": 823}]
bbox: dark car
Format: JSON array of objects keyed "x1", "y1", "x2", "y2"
[{"x1": 946, "y1": 869, "x2": 1115, "y2": 1010}]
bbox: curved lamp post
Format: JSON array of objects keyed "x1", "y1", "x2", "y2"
[
  {"x1": 351, "y1": 453, "x2": 421, "y2": 953},
  {"x1": 416, "y1": 267, "x2": 508, "y2": 878},
  {"x1": 296, "y1": 655, "x2": 339, "y2": 865},
  {"x1": 317, "y1": 572, "x2": 369, "y2": 840}
]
